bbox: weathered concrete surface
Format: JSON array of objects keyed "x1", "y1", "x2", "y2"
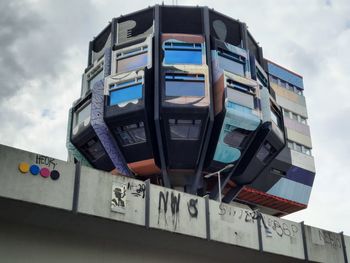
[
  {"x1": 0, "y1": 144, "x2": 75, "y2": 210},
  {"x1": 209, "y1": 201, "x2": 259, "y2": 250},
  {"x1": 305, "y1": 225, "x2": 345, "y2": 263},
  {"x1": 0, "y1": 143, "x2": 349, "y2": 263},
  {"x1": 78, "y1": 166, "x2": 146, "y2": 226},
  {"x1": 261, "y1": 214, "x2": 304, "y2": 259},
  {"x1": 149, "y1": 184, "x2": 206, "y2": 238}
]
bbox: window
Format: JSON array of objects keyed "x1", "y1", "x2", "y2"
[
  {"x1": 109, "y1": 78, "x2": 143, "y2": 106},
  {"x1": 74, "y1": 102, "x2": 91, "y2": 128},
  {"x1": 169, "y1": 119, "x2": 201, "y2": 140},
  {"x1": 296, "y1": 88, "x2": 303, "y2": 95},
  {"x1": 291, "y1": 112, "x2": 298, "y2": 121},
  {"x1": 288, "y1": 140, "x2": 312, "y2": 155},
  {"x1": 218, "y1": 48, "x2": 245, "y2": 76},
  {"x1": 165, "y1": 74, "x2": 205, "y2": 97},
  {"x1": 223, "y1": 126, "x2": 251, "y2": 150},
  {"x1": 115, "y1": 122, "x2": 146, "y2": 146},
  {"x1": 226, "y1": 79, "x2": 253, "y2": 94},
  {"x1": 88, "y1": 69, "x2": 104, "y2": 90},
  {"x1": 300, "y1": 116, "x2": 307, "y2": 124},
  {"x1": 283, "y1": 109, "x2": 290, "y2": 118},
  {"x1": 279, "y1": 79, "x2": 287, "y2": 88},
  {"x1": 82, "y1": 138, "x2": 105, "y2": 161},
  {"x1": 269, "y1": 75, "x2": 278, "y2": 85},
  {"x1": 256, "y1": 141, "x2": 276, "y2": 163},
  {"x1": 163, "y1": 42, "x2": 202, "y2": 65},
  {"x1": 270, "y1": 105, "x2": 282, "y2": 128},
  {"x1": 283, "y1": 108, "x2": 308, "y2": 125},
  {"x1": 116, "y1": 46, "x2": 148, "y2": 73}
]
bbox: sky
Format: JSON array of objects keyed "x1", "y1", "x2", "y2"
[{"x1": 1, "y1": 0, "x2": 350, "y2": 234}]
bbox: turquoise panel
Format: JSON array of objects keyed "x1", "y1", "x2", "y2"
[{"x1": 213, "y1": 101, "x2": 260, "y2": 164}]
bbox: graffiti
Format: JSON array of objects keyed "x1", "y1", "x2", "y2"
[
  {"x1": 218, "y1": 204, "x2": 257, "y2": 224},
  {"x1": 266, "y1": 218, "x2": 299, "y2": 238},
  {"x1": 187, "y1": 199, "x2": 198, "y2": 218},
  {"x1": 127, "y1": 182, "x2": 146, "y2": 198},
  {"x1": 319, "y1": 230, "x2": 342, "y2": 249},
  {"x1": 35, "y1": 155, "x2": 57, "y2": 169},
  {"x1": 157, "y1": 191, "x2": 181, "y2": 230},
  {"x1": 111, "y1": 183, "x2": 127, "y2": 213}
]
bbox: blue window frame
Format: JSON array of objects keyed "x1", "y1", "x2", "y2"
[
  {"x1": 109, "y1": 78, "x2": 143, "y2": 106},
  {"x1": 165, "y1": 74, "x2": 205, "y2": 97},
  {"x1": 116, "y1": 46, "x2": 148, "y2": 73},
  {"x1": 218, "y1": 48, "x2": 245, "y2": 76},
  {"x1": 163, "y1": 42, "x2": 203, "y2": 65}
]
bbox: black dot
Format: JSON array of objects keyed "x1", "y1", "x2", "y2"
[{"x1": 50, "y1": 170, "x2": 60, "y2": 180}]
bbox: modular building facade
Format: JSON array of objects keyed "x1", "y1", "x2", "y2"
[{"x1": 67, "y1": 5, "x2": 315, "y2": 217}]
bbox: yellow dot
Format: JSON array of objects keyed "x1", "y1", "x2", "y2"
[{"x1": 18, "y1": 162, "x2": 29, "y2": 173}]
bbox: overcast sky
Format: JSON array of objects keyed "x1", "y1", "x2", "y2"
[{"x1": 1, "y1": 0, "x2": 349, "y2": 234}]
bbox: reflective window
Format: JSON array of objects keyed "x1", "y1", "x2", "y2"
[
  {"x1": 291, "y1": 112, "x2": 298, "y2": 121},
  {"x1": 300, "y1": 116, "x2": 307, "y2": 124},
  {"x1": 115, "y1": 122, "x2": 146, "y2": 146},
  {"x1": 269, "y1": 75, "x2": 278, "y2": 84},
  {"x1": 256, "y1": 141, "x2": 276, "y2": 163},
  {"x1": 116, "y1": 46, "x2": 148, "y2": 73},
  {"x1": 109, "y1": 83, "x2": 142, "y2": 106},
  {"x1": 295, "y1": 143, "x2": 302, "y2": 152},
  {"x1": 279, "y1": 79, "x2": 287, "y2": 88},
  {"x1": 217, "y1": 48, "x2": 245, "y2": 76},
  {"x1": 169, "y1": 119, "x2": 201, "y2": 140},
  {"x1": 287, "y1": 140, "x2": 312, "y2": 156},
  {"x1": 270, "y1": 105, "x2": 282, "y2": 128},
  {"x1": 163, "y1": 42, "x2": 202, "y2": 65},
  {"x1": 223, "y1": 126, "x2": 251, "y2": 149},
  {"x1": 83, "y1": 138, "x2": 105, "y2": 161},
  {"x1": 165, "y1": 74, "x2": 205, "y2": 97},
  {"x1": 75, "y1": 102, "x2": 91, "y2": 128},
  {"x1": 88, "y1": 69, "x2": 104, "y2": 90}
]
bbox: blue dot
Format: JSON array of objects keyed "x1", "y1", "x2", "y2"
[{"x1": 30, "y1": 165, "x2": 40, "y2": 175}]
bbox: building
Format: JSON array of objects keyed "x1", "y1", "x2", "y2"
[{"x1": 67, "y1": 5, "x2": 315, "y2": 217}]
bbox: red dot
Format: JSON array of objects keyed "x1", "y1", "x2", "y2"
[{"x1": 40, "y1": 167, "x2": 50, "y2": 178}]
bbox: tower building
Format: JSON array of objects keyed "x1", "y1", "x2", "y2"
[{"x1": 67, "y1": 5, "x2": 315, "y2": 216}]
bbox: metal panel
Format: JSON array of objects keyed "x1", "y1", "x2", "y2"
[
  {"x1": 261, "y1": 215, "x2": 304, "y2": 259},
  {"x1": 291, "y1": 150, "x2": 316, "y2": 173},
  {"x1": 149, "y1": 184, "x2": 206, "y2": 238},
  {"x1": 0, "y1": 144, "x2": 75, "y2": 210},
  {"x1": 305, "y1": 225, "x2": 345, "y2": 263},
  {"x1": 267, "y1": 178, "x2": 312, "y2": 205},
  {"x1": 209, "y1": 201, "x2": 259, "y2": 250},
  {"x1": 344, "y1": 235, "x2": 350, "y2": 263},
  {"x1": 275, "y1": 96, "x2": 308, "y2": 118},
  {"x1": 286, "y1": 128, "x2": 312, "y2": 148},
  {"x1": 78, "y1": 166, "x2": 146, "y2": 226}
]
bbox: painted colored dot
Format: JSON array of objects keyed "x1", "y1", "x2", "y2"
[
  {"x1": 18, "y1": 162, "x2": 29, "y2": 173},
  {"x1": 50, "y1": 170, "x2": 60, "y2": 180},
  {"x1": 40, "y1": 167, "x2": 50, "y2": 178},
  {"x1": 30, "y1": 165, "x2": 40, "y2": 175}
]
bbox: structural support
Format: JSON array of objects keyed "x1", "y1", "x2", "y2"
[
  {"x1": 204, "y1": 195, "x2": 210, "y2": 241},
  {"x1": 257, "y1": 216, "x2": 263, "y2": 252},
  {"x1": 222, "y1": 185, "x2": 244, "y2": 203},
  {"x1": 72, "y1": 161, "x2": 81, "y2": 213},
  {"x1": 300, "y1": 221, "x2": 309, "y2": 261},
  {"x1": 340, "y1": 231, "x2": 348, "y2": 263},
  {"x1": 190, "y1": 6, "x2": 214, "y2": 194},
  {"x1": 153, "y1": 4, "x2": 171, "y2": 188},
  {"x1": 145, "y1": 179, "x2": 151, "y2": 229}
]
